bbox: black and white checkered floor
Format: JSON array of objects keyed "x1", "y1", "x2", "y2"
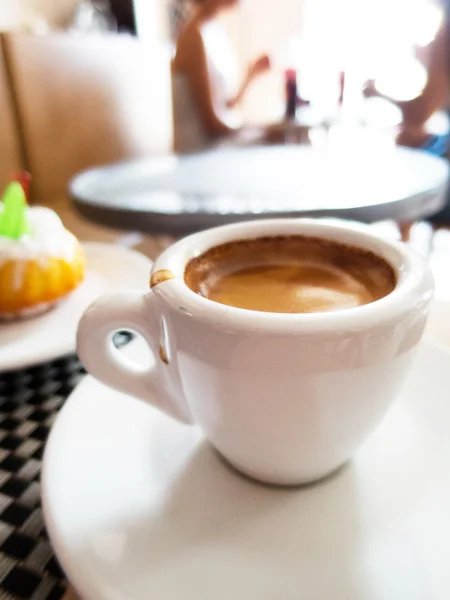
[
  {"x1": 0, "y1": 334, "x2": 131, "y2": 600},
  {"x1": 0, "y1": 355, "x2": 84, "y2": 600}
]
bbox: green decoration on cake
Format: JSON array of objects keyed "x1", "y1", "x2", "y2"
[{"x1": 0, "y1": 182, "x2": 30, "y2": 240}]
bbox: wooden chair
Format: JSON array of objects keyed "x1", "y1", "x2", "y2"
[
  {"x1": 2, "y1": 32, "x2": 173, "y2": 206},
  {"x1": 0, "y1": 38, "x2": 23, "y2": 191}
]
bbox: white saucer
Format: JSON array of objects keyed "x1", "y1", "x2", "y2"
[
  {"x1": 43, "y1": 340, "x2": 450, "y2": 600},
  {"x1": 0, "y1": 243, "x2": 151, "y2": 372}
]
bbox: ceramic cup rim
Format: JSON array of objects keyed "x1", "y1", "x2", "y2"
[{"x1": 149, "y1": 219, "x2": 432, "y2": 334}]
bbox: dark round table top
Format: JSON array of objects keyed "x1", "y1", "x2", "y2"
[{"x1": 70, "y1": 144, "x2": 449, "y2": 235}]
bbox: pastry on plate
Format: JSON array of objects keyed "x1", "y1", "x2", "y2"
[{"x1": 0, "y1": 176, "x2": 85, "y2": 320}]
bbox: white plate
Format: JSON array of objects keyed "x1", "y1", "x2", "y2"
[
  {"x1": 0, "y1": 243, "x2": 151, "y2": 372},
  {"x1": 43, "y1": 340, "x2": 450, "y2": 600}
]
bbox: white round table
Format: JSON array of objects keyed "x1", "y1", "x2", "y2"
[{"x1": 70, "y1": 145, "x2": 449, "y2": 234}]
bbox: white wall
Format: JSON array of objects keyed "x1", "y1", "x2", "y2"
[{"x1": 0, "y1": 0, "x2": 79, "y2": 31}]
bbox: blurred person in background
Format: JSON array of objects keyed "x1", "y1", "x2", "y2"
[
  {"x1": 365, "y1": 0, "x2": 450, "y2": 227},
  {"x1": 365, "y1": 1, "x2": 448, "y2": 151},
  {"x1": 172, "y1": 0, "x2": 272, "y2": 153}
]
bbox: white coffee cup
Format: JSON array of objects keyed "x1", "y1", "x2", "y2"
[{"x1": 77, "y1": 219, "x2": 433, "y2": 485}]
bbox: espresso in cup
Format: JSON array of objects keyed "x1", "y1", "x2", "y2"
[{"x1": 185, "y1": 235, "x2": 396, "y2": 313}]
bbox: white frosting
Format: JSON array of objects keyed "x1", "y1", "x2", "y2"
[{"x1": 0, "y1": 206, "x2": 78, "y2": 266}]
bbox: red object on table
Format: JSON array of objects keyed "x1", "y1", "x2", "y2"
[
  {"x1": 285, "y1": 69, "x2": 298, "y2": 120},
  {"x1": 338, "y1": 71, "x2": 346, "y2": 105},
  {"x1": 12, "y1": 172, "x2": 31, "y2": 201}
]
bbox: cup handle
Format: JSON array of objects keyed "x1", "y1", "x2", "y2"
[{"x1": 76, "y1": 291, "x2": 193, "y2": 424}]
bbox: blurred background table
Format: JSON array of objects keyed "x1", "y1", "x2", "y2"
[
  {"x1": 70, "y1": 144, "x2": 449, "y2": 236},
  {"x1": 267, "y1": 105, "x2": 330, "y2": 144}
]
